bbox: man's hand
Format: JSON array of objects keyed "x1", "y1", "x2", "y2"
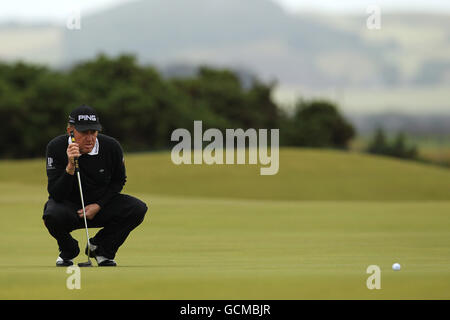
[
  {"x1": 78, "y1": 203, "x2": 101, "y2": 220},
  {"x1": 66, "y1": 143, "x2": 81, "y2": 175}
]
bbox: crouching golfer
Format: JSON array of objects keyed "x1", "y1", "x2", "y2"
[{"x1": 43, "y1": 105, "x2": 148, "y2": 267}]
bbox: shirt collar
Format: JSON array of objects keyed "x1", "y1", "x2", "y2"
[{"x1": 68, "y1": 136, "x2": 99, "y2": 156}]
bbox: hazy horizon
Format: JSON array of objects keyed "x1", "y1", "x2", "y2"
[{"x1": 1, "y1": 0, "x2": 448, "y2": 116}]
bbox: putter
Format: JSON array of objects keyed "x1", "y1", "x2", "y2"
[{"x1": 70, "y1": 131, "x2": 93, "y2": 267}]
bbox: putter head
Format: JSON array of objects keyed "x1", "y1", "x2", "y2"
[{"x1": 78, "y1": 260, "x2": 93, "y2": 267}]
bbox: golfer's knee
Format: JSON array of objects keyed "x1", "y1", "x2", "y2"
[
  {"x1": 132, "y1": 199, "x2": 147, "y2": 224},
  {"x1": 43, "y1": 203, "x2": 68, "y2": 229},
  {"x1": 43, "y1": 212, "x2": 62, "y2": 230}
]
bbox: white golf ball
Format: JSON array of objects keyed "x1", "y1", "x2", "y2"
[{"x1": 392, "y1": 263, "x2": 401, "y2": 271}]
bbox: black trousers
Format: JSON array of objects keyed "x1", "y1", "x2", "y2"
[{"x1": 43, "y1": 194, "x2": 147, "y2": 260}]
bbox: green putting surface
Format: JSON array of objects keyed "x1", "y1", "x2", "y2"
[{"x1": 1, "y1": 149, "x2": 450, "y2": 299}]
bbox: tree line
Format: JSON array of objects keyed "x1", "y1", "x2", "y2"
[
  {"x1": 367, "y1": 128, "x2": 418, "y2": 160},
  {"x1": 0, "y1": 54, "x2": 357, "y2": 159}
]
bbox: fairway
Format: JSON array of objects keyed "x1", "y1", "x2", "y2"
[{"x1": 1, "y1": 149, "x2": 450, "y2": 299}]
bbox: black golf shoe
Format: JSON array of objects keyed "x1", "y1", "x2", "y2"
[
  {"x1": 56, "y1": 256, "x2": 74, "y2": 267},
  {"x1": 97, "y1": 259, "x2": 117, "y2": 267},
  {"x1": 85, "y1": 242, "x2": 117, "y2": 267},
  {"x1": 55, "y1": 246, "x2": 79, "y2": 267}
]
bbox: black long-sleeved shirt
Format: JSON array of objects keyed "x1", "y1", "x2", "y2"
[{"x1": 46, "y1": 133, "x2": 126, "y2": 207}]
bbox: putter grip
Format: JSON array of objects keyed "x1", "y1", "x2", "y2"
[{"x1": 69, "y1": 131, "x2": 80, "y2": 173}]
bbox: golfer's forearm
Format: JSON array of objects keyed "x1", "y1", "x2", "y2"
[
  {"x1": 47, "y1": 170, "x2": 74, "y2": 201},
  {"x1": 65, "y1": 163, "x2": 75, "y2": 175}
]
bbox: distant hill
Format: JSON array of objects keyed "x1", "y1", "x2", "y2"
[
  {"x1": 62, "y1": 0, "x2": 384, "y2": 87},
  {"x1": 58, "y1": 1, "x2": 446, "y2": 88}
]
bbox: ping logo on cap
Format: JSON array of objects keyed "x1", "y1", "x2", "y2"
[{"x1": 78, "y1": 115, "x2": 97, "y2": 121}]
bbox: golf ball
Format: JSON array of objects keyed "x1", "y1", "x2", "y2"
[{"x1": 392, "y1": 263, "x2": 401, "y2": 271}]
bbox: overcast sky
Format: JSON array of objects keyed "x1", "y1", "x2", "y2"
[
  {"x1": 1, "y1": 0, "x2": 450, "y2": 23},
  {"x1": 277, "y1": 0, "x2": 450, "y2": 13}
]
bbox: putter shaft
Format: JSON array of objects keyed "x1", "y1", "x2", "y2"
[
  {"x1": 76, "y1": 170, "x2": 91, "y2": 261},
  {"x1": 71, "y1": 131, "x2": 92, "y2": 265}
]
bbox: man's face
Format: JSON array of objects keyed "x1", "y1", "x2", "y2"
[{"x1": 68, "y1": 127, "x2": 98, "y2": 154}]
